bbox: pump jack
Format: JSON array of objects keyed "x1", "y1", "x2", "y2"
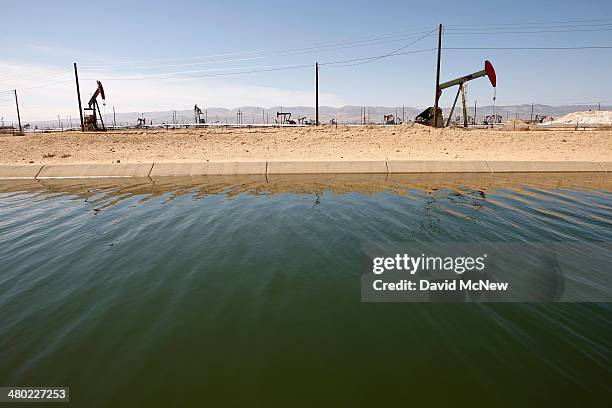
[
  {"x1": 277, "y1": 111, "x2": 296, "y2": 125},
  {"x1": 194, "y1": 104, "x2": 205, "y2": 124},
  {"x1": 443, "y1": 60, "x2": 496, "y2": 128},
  {"x1": 83, "y1": 81, "x2": 106, "y2": 131}
]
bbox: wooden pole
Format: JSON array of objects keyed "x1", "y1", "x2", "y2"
[
  {"x1": 460, "y1": 85, "x2": 468, "y2": 128},
  {"x1": 113, "y1": 106, "x2": 116, "y2": 128},
  {"x1": 74, "y1": 63, "x2": 84, "y2": 131},
  {"x1": 433, "y1": 24, "x2": 442, "y2": 128},
  {"x1": 315, "y1": 62, "x2": 319, "y2": 126},
  {"x1": 14, "y1": 90, "x2": 22, "y2": 133}
]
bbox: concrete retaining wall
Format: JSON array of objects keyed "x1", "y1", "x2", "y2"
[
  {"x1": 151, "y1": 162, "x2": 266, "y2": 176},
  {"x1": 0, "y1": 161, "x2": 610, "y2": 179},
  {"x1": 37, "y1": 163, "x2": 153, "y2": 179},
  {"x1": 0, "y1": 165, "x2": 43, "y2": 179},
  {"x1": 267, "y1": 161, "x2": 387, "y2": 174}
]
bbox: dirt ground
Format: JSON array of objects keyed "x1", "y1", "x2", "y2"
[{"x1": 1, "y1": 124, "x2": 611, "y2": 164}]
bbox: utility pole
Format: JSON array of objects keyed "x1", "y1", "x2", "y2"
[
  {"x1": 14, "y1": 90, "x2": 22, "y2": 133},
  {"x1": 74, "y1": 63, "x2": 84, "y2": 131},
  {"x1": 530, "y1": 103, "x2": 534, "y2": 122},
  {"x1": 474, "y1": 99, "x2": 477, "y2": 125},
  {"x1": 58, "y1": 115, "x2": 61, "y2": 129},
  {"x1": 315, "y1": 62, "x2": 319, "y2": 126},
  {"x1": 113, "y1": 106, "x2": 116, "y2": 128},
  {"x1": 433, "y1": 23, "x2": 442, "y2": 128},
  {"x1": 402, "y1": 106, "x2": 405, "y2": 123}
]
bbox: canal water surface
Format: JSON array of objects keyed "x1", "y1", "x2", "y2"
[{"x1": 1, "y1": 173, "x2": 611, "y2": 406}]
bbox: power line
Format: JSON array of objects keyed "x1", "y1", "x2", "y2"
[
  {"x1": 321, "y1": 48, "x2": 436, "y2": 67},
  {"x1": 82, "y1": 31, "x2": 438, "y2": 80},
  {"x1": 77, "y1": 23, "x2": 610, "y2": 71},
  {"x1": 84, "y1": 48, "x2": 438, "y2": 81},
  {"x1": 445, "y1": 17, "x2": 612, "y2": 27},
  {"x1": 0, "y1": 79, "x2": 73, "y2": 94},
  {"x1": 443, "y1": 46, "x2": 612, "y2": 50},
  {"x1": 79, "y1": 28, "x2": 437, "y2": 68},
  {"x1": 324, "y1": 28, "x2": 437, "y2": 67},
  {"x1": 77, "y1": 42, "x2": 612, "y2": 82},
  {"x1": 80, "y1": 32, "x2": 437, "y2": 71},
  {"x1": 82, "y1": 64, "x2": 314, "y2": 81},
  {"x1": 444, "y1": 27, "x2": 612, "y2": 35},
  {"x1": 0, "y1": 69, "x2": 72, "y2": 84},
  {"x1": 445, "y1": 22, "x2": 612, "y2": 31}
]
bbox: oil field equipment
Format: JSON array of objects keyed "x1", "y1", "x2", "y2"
[
  {"x1": 484, "y1": 114, "x2": 503, "y2": 125},
  {"x1": 277, "y1": 111, "x2": 296, "y2": 124},
  {"x1": 415, "y1": 107, "x2": 443, "y2": 127},
  {"x1": 194, "y1": 104, "x2": 206, "y2": 124},
  {"x1": 419, "y1": 60, "x2": 496, "y2": 127},
  {"x1": 83, "y1": 80, "x2": 106, "y2": 131},
  {"x1": 442, "y1": 60, "x2": 496, "y2": 128},
  {"x1": 384, "y1": 114, "x2": 401, "y2": 125}
]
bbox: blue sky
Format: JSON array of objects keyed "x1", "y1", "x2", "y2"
[{"x1": 1, "y1": 0, "x2": 611, "y2": 120}]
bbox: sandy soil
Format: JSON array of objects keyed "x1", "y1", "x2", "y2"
[{"x1": 1, "y1": 124, "x2": 611, "y2": 164}]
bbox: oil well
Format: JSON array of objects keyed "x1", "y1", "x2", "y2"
[
  {"x1": 82, "y1": 80, "x2": 106, "y2": 131},
  {"x1": 416, "y1": 60, "x2": 497, "y2": 127}
]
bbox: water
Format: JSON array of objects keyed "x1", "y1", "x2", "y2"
[{"x1": 1, "y1": 174, "x2": 611, "y2": 406}]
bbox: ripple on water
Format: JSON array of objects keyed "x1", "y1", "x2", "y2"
[{"x1": 0, "y1": 174, "x2": 611, "y2": 405}]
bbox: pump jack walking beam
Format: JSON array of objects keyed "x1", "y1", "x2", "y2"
[{"x1": 439, "y1": 61, "x2": 496, "y2": 91}]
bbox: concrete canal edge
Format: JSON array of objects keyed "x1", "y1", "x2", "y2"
[{"x1": 0, "y1": 161, "x2": 611, "y2": 179}]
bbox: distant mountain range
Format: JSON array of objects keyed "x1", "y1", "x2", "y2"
[{"x1": 21, "y1": 104, "x2": 611, "y2": 129}]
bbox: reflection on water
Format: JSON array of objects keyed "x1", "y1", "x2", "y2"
[
  {"x1": 1, "y1": 172, "x2": 610, "y2": 212},
  {"x1": 0, "y1": 173, "x2": 611, "y2": 406}
]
